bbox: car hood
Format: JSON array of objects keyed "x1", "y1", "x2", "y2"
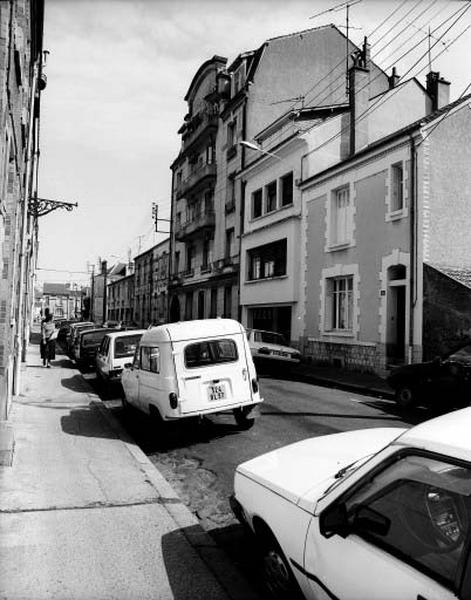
[
  {"x1": 236, "y1": 428, "x2": 406, "y2": 506},
  {"x1": 251, "y1": 341, "x2": 299, "y2": 354}
]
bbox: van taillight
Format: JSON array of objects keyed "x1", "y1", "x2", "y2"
[
  {"x1": 169, "y1": 392, "x2": 178, "y2": 409},
  {"x1": 251, "y1": 378, "x2": 259, "y2": 394}
]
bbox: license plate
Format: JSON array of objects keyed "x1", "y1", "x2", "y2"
[
  {"x1": 208, "y1": 384, "x2": 226, "y2": 401},
  {"x1": 273, "y1": 350, "x2": 287, "y2": 357}
]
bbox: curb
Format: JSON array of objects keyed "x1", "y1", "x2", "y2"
[
  {"x1": 292, "y1": 371, "x2": 395, "y2": 400},
  {"x1": 82, "y1": 382, "x2": 260, "y2": 600}
]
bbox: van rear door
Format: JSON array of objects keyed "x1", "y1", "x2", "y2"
[{"x1": 175, "y1": 333, "x2": 252, "y2": 415}]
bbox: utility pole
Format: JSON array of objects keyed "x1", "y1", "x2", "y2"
[
  {"x1": 102, "y1": 260, "x2": 108, "y2": 325},
  {"x1": 90, "y1": 264, "x2": 95, "y2": 322}
]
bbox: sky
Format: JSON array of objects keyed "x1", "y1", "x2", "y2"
[{"x1": 37, "y1": 0, "x2": 471, "y2": 288}]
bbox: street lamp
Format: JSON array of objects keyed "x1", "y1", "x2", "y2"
[{"x1": 239, "y1": 140, "x2": 282, "y2": 160}]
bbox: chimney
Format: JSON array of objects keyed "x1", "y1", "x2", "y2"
[
  {"x1": 388, "y1": 67, "x2": 400, "y2": 89},
  {"x1": 348, "y1": 37, "x2": 370, "y2": 156},
  {"x1": 426, "y1": 71, "x2": 450, "y2": 113}
]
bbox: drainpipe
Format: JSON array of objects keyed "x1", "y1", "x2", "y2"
[{"x1": 408, "y1": 134, "x2": 417, "y2": 364}]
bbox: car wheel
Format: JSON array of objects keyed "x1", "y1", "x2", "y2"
[
  {"x1": 233, "y1": 407, "x2": 255, "y2": 430},
  {"x1": 395, "y1": 384, "x2": 416, "y2": 408},
  {"x1": 259, "y1": 531, "x2": 301, "y2": 600}
]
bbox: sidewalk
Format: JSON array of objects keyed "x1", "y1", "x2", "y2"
[
  {"x1": 0, "y1": 332, "x2": 260, "y2": 600},
  {"x1": 290, "y1": 361, "x2": 395, "y2": 399}
]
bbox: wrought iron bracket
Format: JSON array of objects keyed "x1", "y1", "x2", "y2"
[{"x1": 29, "y1": 197, "x2": 78, "y2": 218}]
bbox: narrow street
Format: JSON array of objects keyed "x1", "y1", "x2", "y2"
[{"x1": 83, "y1": 364, "x2": 430, "y2": 594}]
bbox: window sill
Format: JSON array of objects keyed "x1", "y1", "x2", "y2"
[
  {"x1": 386, "y1": 208, "x2": 408, "y2": 222},
  {"x1": 246, "y1": 274, "x2": 288, "y2": 284},
  {"x1": 321, "y1": 330, "x2": 355, "y2": 338},
  {"x1": 326, "y1": 241, "x2": 354, "y2": 252}
]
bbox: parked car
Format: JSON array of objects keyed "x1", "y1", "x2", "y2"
[
  {"x1": 65, "y1": 322, "x2": 95, "y2": 355},
  {"x1": 121, "y1": 319, "x2": 263, "y2": 429},
  {"x1": 387, "y1": 340, "x2": 471, "y2": 408},
  {"x1": 96, "y1": 329, "x2": 146, "y2": 382},
  {"x1": 232, "y1": 408, "x2": 471, "y2": 600},
  {"x1": 246, "y1": 328, "x2": 301, "y2": 367},
  {"x1": 72, "y1": 328, "x2": 114, "y2": 368}
]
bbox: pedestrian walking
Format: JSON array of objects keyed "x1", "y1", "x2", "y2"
[{"x1": 40, "y1": 311, "x2": 57, "y2": 367}]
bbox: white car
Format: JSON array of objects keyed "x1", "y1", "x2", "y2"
[
  {"x1": 232, "y1": 409, "x2": 471, "y2": 600},
  {"x1": 96, "y1": 330, "x2": 146, "y2": 382},
  {"x1": 246, "y1": 328, "x2": 301, "y2": 365}
]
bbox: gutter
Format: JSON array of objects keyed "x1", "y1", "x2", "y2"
[{"x1": 408, "y1": 134, "x2": 417, "y2": 364}]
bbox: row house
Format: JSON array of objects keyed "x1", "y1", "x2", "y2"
[
  {"x1": 91, "y1": 261, "x2": 127, "y2": 324},
  {"x1": 41, "y1": 283, "x2": 85, "y2": 319},
  {"x1": 133, "y1": 238, "x2": 169, "y2": 328},
  {"x1": 238, "y1": 33, "x2": 471, "y2": 373},
  {"x1": 168, "y1": 26, "x2": 388, "y2": 325},
  {"x1": 0, "y1": 0, "x2": 45, "y2": 422},
  {"x1": 107, "y1": 273, "x2": 134, "y2": 325}
]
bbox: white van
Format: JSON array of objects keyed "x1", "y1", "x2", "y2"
[
  {"x1": 96, "y1": 329, "x2": 146, "y2": 382},
  {"x1": 121, "y1": 319, "x2": 263, "y2": 429}
]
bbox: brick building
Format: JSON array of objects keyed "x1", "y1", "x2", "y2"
[{"x1": 0, "y1": 0, "x2": 45, "y2": 423}]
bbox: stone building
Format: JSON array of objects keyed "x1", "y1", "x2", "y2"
[
  {"x1": 0, "y1": 0, "x2": 45, "y2": 426},
  {"x1": 133, "y1": 239, "x2": 169, "y2": 328}
]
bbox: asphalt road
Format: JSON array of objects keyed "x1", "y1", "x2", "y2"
[{"x1": 83, "y1": 367, "x2": 431, "y2": 597}]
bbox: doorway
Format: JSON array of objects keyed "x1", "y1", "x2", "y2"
[{"x1": 386, "y1": 265, "x2": 407, "y2": 363}]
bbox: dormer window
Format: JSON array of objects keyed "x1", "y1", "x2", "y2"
[{"x1": 232, "y1": 64, "x2": 245, "y2": 96}]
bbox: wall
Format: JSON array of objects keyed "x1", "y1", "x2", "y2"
[{"x1": 423, "y1": 264, "x2": 471, "y2": 360}]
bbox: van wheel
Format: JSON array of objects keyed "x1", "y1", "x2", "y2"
[{"x1": 233, "y1": 407, "x2": 255, "y2": 430}]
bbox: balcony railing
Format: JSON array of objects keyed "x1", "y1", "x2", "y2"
[
  {"x1": 175, "y1": 208, "x2": 215, "y2": 241},
  {"x1": 175, "y1": 162, "x2": 216, "y2": 199}
]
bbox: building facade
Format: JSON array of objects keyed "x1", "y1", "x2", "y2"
[
  {"x1": 41, "y1": 283, "x2": 85, "y2": 320},
  {"x1": 107, "y1": 273, "x2": 134, "y2": 325},
  {"x1": 0, "y1": 0, "x2": 44, "y2": 421},
  {"x1": 133, "y1": 239, "x2": 169, "y2": 328}
]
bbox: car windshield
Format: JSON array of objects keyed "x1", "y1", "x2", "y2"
[
  {"x1": 448, "y1": 344, "x2": 471, "y2": 365},
  {"x1": 255, "y1": 331, "x2": 287, "y2": 346},
  {"x1": 114, "y1": 335, "x2": 142, "y2": 358}
]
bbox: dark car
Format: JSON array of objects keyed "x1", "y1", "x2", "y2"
[
  {"x1": 66, "y1": 322, "x2": 96, "y2": 355},
  {"x1": 387, "y1": 341, "x2": 471, "y2": 408},
  {"x1": 72, "y1": 328, "x2": 114, "y2": 368}
]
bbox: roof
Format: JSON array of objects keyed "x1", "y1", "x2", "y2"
[
  {"x1": 43, "y1": 283, "x2": 72, "y2": 296},
  {"x1": 394, "y1": 407, "x2": 471, "y2": 461},
  {"x1": 184, "y1": 55, "x2": 227, "y2": 102},
  {"x1": 301, "y1": 92, "x2": 471, "y2": 187},
  {"x1": 428, "y1": 263, "x2": 471, "y2": 289},
  {"x1": 141, "y1": 318, "x2": 245, "y2": 344},
  {"x1": 102, "y1": 329, "x2": 147, "y2": 339}
]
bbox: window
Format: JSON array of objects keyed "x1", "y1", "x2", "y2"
[
  {"x1": 185, "y1": 292, "x2": 193, "y2": 320},
  {"x1": 265, "y1": 181, "x2": 277, "y2": 213},
  {"x1": 225, "y1": 228, "x2": 234, "y2": 259},
  {"x1": 140, "y1": 346, "x2": 160, "y2": 373},
  {"x1": 247, "y1": 239, "x2": 287, "y2": 281},
  {"x1": 343, "y1": 453, "x2": 471, "y2": 589},
  {"x1": 186, "y1": 244, "x2": 194, "y2": 271},
  {"x1": 252, "y1": 188, "x2": 263, "y2": 219},
  {"x1": 198, "y1": 290, "x2": 205, "y2": 319},
  {"x1": 184, "y1": 339, "x2": 238, "y2": 368},
  {"x1": 114, "y1": 334, "x2": 141, "y2": 358},
  {"x1": 210, "y1": 288, "x2": 218, "y2": 318},
  {"x1": 224, "y1": 285, "x2": 232, "y2": 318},
  {"x1": 280, "y1": 172, "x2": 293, "y2": 207},
  {"x1": 326, "y1": 276, "x2": 353, "y2": 331},
  {"x1": 227, "y1": 119, "x2": 237, "y2": 147},
  {"x1": 176, "y1": 171, "x2": 182, "y2": 186},
  {"x1": 391, "y1": 162, "x2": 404, "y2": 212},
  {"x1": 331, "y1": 186, "x2": 351, "y2": 245},
  {"x1": 202, "y1": 238, "x2": 211, "y2": 268},
  {"x1": 174, "y1": 251, "x2": 180, "y2": 274}
]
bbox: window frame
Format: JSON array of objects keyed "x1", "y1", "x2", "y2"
[
  {"x1": 325, "y1": 275, "x2": 354, "y2": 332},
  {"x1": 252, "y1": 188, "x2": 263, "y2": 219},
  {"x1": 184, "y1": 338, "x2": 239, "y2": 369},
  {"x1": 280, "y1": 171, "x2": 294, "y2": 207},
  {"x1": 247, "y1": 239, "x2": 287, "y2": 282},
  {"x1": 140, "y1": 345, "x2": 160, "y2": 373},
  {"x1": 265, "y1": 180, "x2": 277, "y2": 213},
  {"x1": 330, "y1": 185, "x2": 351, "y2": 247}
]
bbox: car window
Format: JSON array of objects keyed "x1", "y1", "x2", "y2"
[
  {"x1": 448, "y1": 345, "x2": 471, "y2": 364},
  {"x1": 82, "y1": 331, "x2": 108, "y2": 346},
  {"x1": 344, "y1": 454, "x2": 471, "y2": 589},
  {"x1": 255, "y1": 330, "x2": 287, "y2": 345},
  {"x1": 184, "y1": 339, "x2": 238, "y2": 368},
  {"x1": 140, "y1": 346, "x2": 160, "y2": 373},
  {"x1": 114, "y1": 334, "x2": 142, "y2": 359}
]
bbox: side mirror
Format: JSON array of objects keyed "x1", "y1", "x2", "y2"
[
  {"x1": 352, "y1": 505, "x2": 390, "y2": 537},
  {"x1": 319, "y1": 503, "x2": 349, "y2": 538}
]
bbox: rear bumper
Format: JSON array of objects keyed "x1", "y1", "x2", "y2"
[{"x1": 176, "y1": 399, "x2": 263, "y2": 420}]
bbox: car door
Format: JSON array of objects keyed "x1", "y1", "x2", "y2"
[
  {"x1": 138, "y1": 345, "x2": 163, "y2": 414},
  {"x1": 304, "y1": 452, "x2": 470, "y2": 600},
  {"x1": 96, "y1": 336, "x2": 110, "y2": 377},
  {"x1": 121, "y1": 345, "x2": 140, "y2": 408}
]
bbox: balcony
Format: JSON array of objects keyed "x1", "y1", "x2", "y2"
[
  {"x1": 181, "y1": 106, "x2": 219, "y2": 148},
  {"x1": 175, "y1": 208, "x2": 215, "y2": 242},
  {"x1": 212, "y1": 254, "x2": 240, "y2": 274},
  {"x1": 176, "y1": 162, "x2": 216, "y2": 199}
]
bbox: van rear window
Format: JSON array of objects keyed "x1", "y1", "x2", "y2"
[
  {"x1": 184, "y1": 339, "x2": 238, "y2": 368},
  {"x1": 114, "y1": 334, "x2": 142, "y2": 358}
]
